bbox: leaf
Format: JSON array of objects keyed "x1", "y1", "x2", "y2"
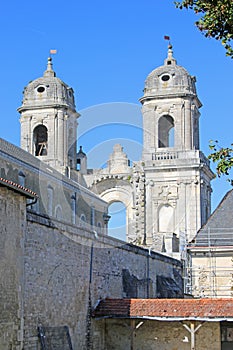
[{"x1": 175, "y1": 0, "x2": 233, "y2": 58}]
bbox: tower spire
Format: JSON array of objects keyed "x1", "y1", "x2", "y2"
[
  {"x1": 167, "y1": 43, "x2": 173, "y2": 59},
  {"x1": 44, "y1": 57, "x2": 56, "y2": 77},
  {"x1": 164, "y1": 42, "x2": 177, "y2": 66}
]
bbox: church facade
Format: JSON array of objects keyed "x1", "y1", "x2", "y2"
[
  {"x1": 0, "y1": 45, "x2": 218, "y2": 349},
  {"x1": 17, "y1": 46, "x2": 214, "y2": 258},
  {"x1": 83, "y1": 45, "x2": 214, "y2": 258}
]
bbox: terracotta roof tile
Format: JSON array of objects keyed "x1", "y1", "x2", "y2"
[
  {"x1": 93, "y1": 298, "x2": 233, "y2": 320},
  {"x1": 0, "y1": 177, "x2": 38, "y2": 199}
]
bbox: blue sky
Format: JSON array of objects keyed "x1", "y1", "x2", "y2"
[{"x1": 1, "y1": 0, "x2": 233, "y2": 219}]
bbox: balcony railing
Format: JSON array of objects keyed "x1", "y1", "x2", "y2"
[{"x1": 151, "y1": 150, "x2": 210, "y2": 166}]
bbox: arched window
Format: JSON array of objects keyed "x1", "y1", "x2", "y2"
[
  {"x1": 55, "y1": 205, "x2": 62, "y2": 220},
  {"x1": 158, "y1": 115, "x2": 174, "y2": 148},
  {"x1": 71, "y1": 194, "x2": 76, "y2": 224},
  {"x1": 33, "y1": 125, "x2": 48, "y2": 156},
  {"x1": 80, "y1": 214, "x2": 86, "y2": 227},
  {"x1": 91, "y1": 207, "x2": 95, "y2": 227}
]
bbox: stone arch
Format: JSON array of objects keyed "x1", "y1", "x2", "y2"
[
  {"x1": 33, "y1": 124, "x2": 48, "y2": 156},
  {"x1": 158, "y1": 115, "x2": 174, "y2": 148},
  {"x1": 55, "y1": 205, "x2": 62, "y2": 220},
  {"x1": 99, "y1": 186, "x2": 134, "y2": 241},
  {"x1": 80, "y1": 214, "x2": 87, "y2": 228}
]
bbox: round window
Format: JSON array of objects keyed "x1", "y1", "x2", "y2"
[
  {"x1": 37, "y1": 86, "x2": 45, "y2": 93},
  {"x1": 161, "y1": 75, "x2": 170, "y2": 82}
]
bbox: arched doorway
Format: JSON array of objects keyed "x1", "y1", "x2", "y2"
[{"x1": 108, "y1": 201, "x2": 126, "y2": 241}]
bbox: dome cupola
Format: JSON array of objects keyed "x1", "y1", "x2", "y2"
[
  {"x1": 140, "y1": 45, "x2": 199, "y2": 103},
  {"x1": 18, "y1": 57, "x2": 80, "y2": 175},
  {"x1": 140, "y1": 44, "x2": 203, "y2": 159},
  {"x1": 18, "y1": 57, "x2": 76, "y2": 113}
]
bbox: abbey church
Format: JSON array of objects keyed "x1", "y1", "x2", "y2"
[
  {"x1": 1, "y1": 46, "x2": 233, "y2": 350},
  {"x1": 83, "y1": 45, "x2": 213, "y2": 256},
  {"x1": 18, "y1": 45, "x2": 214, "y2": 256}
]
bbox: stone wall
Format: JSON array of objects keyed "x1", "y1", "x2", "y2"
[
  {"x1": 0, "y1": 187, "x2": 26, "y2": 350},
  {"x1": 0, "y1": 181, "x2": 183, "y2": 350},
  {"x1": 95, "y1": 319, "x2": 221, "y2": 350},
  {"x1": 23, "y1": 212, "x2": 182, "y2": 350}
]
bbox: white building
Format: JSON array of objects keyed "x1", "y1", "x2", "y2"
[{"x1": 16, "y1": 45, "x2": 214, "y2": 258}]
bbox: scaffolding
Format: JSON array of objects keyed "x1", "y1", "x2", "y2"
[{"x1": 184, "y1": 228, "x2": 233, "y2": 298}]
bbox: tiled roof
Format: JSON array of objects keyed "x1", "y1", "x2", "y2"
[
  {"x1": 0, "y1": 177, "x2": 38, "y2": 199},
  {"x1": 93, "y1": 298, "x2": 233, "y2": 320}
]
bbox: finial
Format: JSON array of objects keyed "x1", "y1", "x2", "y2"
[
  {"x1": 163, "y1": 36, "x2": 177, "y2": 66},
  {"x1": 77, "y1": 146, "x2": 86, "y2": 156},
  {"x1": 44, "y1": 56, "x2": 56, "y2": 77},
  {"x1": 47, "y1": 57, "x2": 53, "y2": 71},
  {"x1": 167, "y1": 44, "x2": 173, "y2": 60}
]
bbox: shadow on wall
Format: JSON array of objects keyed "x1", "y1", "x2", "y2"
[{"x1": 122, "y1": 268, "x2": 183, "y2": 299}]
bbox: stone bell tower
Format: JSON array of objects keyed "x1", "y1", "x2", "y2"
[
  {"x1": 18, "y1": 57, "x2": 80, "y2": 175},
  {"x1": 140, "y1": 45, "x2": 214, "y2": 255}
]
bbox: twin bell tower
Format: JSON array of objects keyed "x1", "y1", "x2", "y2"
[{"x1": 18, "y1": 46, "x2": 214, "y2": 258}]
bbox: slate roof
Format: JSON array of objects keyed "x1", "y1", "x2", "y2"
[
  {"x1": 0, "y1": 177, "x2": 38, "y2": 199},
  {"x1": 189, "y1": 189, "x2": 233, "y2": 248},
  {"x1": 93, "y1": 298, "x2": 233, "y2": 321}
]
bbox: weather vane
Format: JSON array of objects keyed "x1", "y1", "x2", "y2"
[
  {"x1": 164, "y1": 35, "x2": 171, "y2": 46},
  {"x1": 49, "y1": 49, "x2": 57, "y2": 58}
]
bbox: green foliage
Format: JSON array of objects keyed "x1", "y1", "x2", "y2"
[
  {"x1": 208, "y1": 140, "x2": 233, "y2": 185},
  {"x1": 175, "y1": 2, "x2": 233, "y2": 180},
  {"x1": 175, "y1": 0, "x2": 233, "y2": 58}
]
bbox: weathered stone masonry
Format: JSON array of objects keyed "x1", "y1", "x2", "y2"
[
  {"x1": 98, "y1": 319, "x2": 221, "y2": 350},
  {"x1": 0, "y1": 181, "x2": 183, "y2": 349},
  {"x1": 0, "y1": 187, "x2": 29, "y2": 350},
  {"x1": 23, "y1": 211, "x2": 182, "y2": 349}
]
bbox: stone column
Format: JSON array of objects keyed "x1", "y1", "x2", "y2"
[
  {"x1": 57, "y1": 111, "x2": 64, "y2": 166},
  {"x1": 145, "y1": 180, "x2": 154, "y2": 245},
  {"x1": 184, "y1": 100, "x2": 192, "y2": 150}
]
